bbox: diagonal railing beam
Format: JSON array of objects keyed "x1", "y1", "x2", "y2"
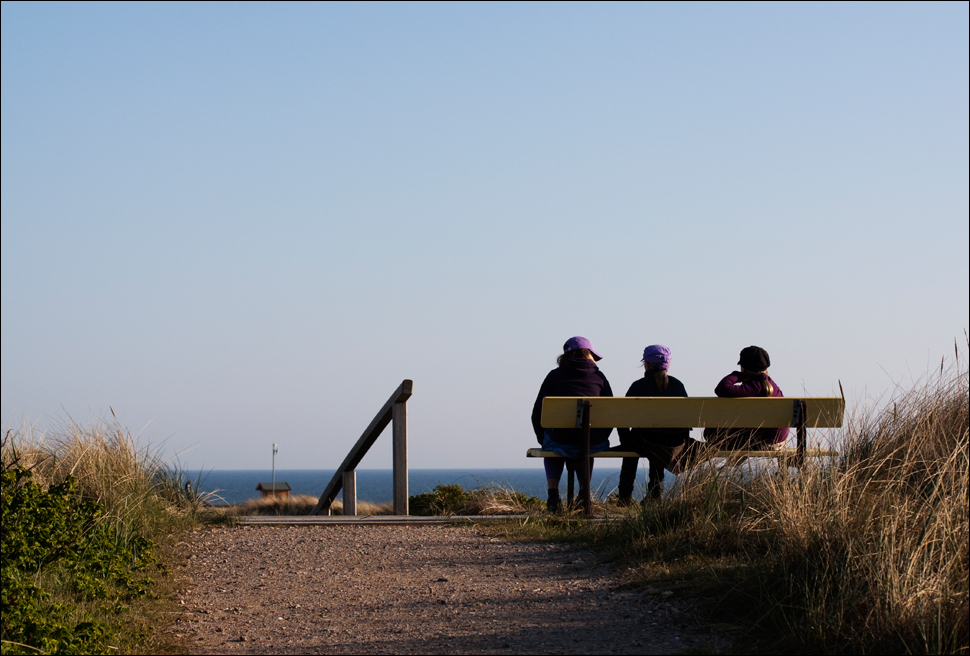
[{"x1": 310, "y1": 380, "x2": 412, "y2": 516}]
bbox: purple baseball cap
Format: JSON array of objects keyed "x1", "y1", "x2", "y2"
[
  {"x1": 563, "y1": 336, "x2": 602, "y2": 361},
  {"x1": 642, "y1": 344, "x2": 672, "y2": 370}
]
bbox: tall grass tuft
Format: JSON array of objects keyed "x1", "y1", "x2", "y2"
[
  {"x1": 760, "y1": 364, "x2": 969, "y2": 654},
  {"x1": 230, "y1": 494, "x2": 393, "y2": 516},
  {"x1": 2, "y1": 418, "x2": 208, "y2": 541}
]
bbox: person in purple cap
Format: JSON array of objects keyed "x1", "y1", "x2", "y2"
[
  {"x1": 531, "y1": 336, "x2": 614, "y2": 511},
  {"x1": 703, "y1": 346, "x2": 789, "y2": 448},
  {"x1": 615, "y1": 345, "x2": 693, "y2": 505}
]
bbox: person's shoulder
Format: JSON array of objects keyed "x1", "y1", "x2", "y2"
[
  {"x1": 667, "y1": 375, "x2": 689, "y2": 396},
  {"x1": 768, "y1": 375, "x2": 784, "y2": 396},
  {"x1": 544, "y1": 366, "x2": 560, "y2": 376},
  {"x1": 715, "y1": 371, "x2": 743, "y2": 388},
  {"x1": 625, "y1": 376, "x2": 650, "y2": 396},
  {"x1": 594, "y1": 368, "x2": 611, "y2": 385},
  {"x1": 714, "y1": 371, "x2": 744, "y2": 397},
  {"x1": 538, "y1": 367, "x2": 562, "y2": 386}
]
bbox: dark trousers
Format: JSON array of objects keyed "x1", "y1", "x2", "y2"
[
  {"x1": 618, "y1": 456, "x2": 664, "y2": 499},
  {"x1": 543, "y1": 457, "x2": 595, "y2": 496},
  {"x1": 616, "y1": 434, "x2": 701, "y2": 499}
]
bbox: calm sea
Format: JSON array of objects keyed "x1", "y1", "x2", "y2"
[{"x1": 196, "y1": 466, "x2": 638, "y2": 505}]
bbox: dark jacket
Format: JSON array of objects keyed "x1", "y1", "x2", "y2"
[
  {"x1": 531, "y1": 358, "x2": 614, "y2": 447},
  {"x1": 711, "y1": 371, "x2": 789, "y2": 444},
  {"x1": 617, "y1": 373, "x2": 690, "y2": 447}
]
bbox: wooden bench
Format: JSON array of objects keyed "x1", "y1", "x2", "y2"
[{"x1": 527, "y1": 396, "x2": 844, "y2": 513}]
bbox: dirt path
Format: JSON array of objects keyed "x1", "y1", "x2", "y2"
[{"x1": 172, "y1": 524, "x2": 704, "y2": 654}]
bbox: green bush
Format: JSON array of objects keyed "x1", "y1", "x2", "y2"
[
  {"x1": 409, "y1": 484, "x2": 471, "y2": 516},
  {"x1": 409, "y1": 484, "x2": 542, "y2": 516},
  {"x1": 1, "y1": 461, "x2": 156, "y2": 655}
]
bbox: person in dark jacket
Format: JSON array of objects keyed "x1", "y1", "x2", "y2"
[
  {"x1": 615, "y1": 345, "x2": 691, "y2": 505},
  {"x1": 531, "y1": 336, "x2": 614, "y2": 511},
  {"x1": 703, "y1": 345, "x2": 789, "y2": 448}
]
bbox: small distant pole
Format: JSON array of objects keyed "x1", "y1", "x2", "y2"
[{"x1": 272, "y1": 443, "x2": 278, "y2": 491}]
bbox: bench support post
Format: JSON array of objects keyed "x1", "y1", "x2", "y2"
[
  {"x1": 578, "y1": 399, "x2": 592, "y2": 517},
  {"x1": 794, "y1": 399, "x2": 807, "y2": 467},
  {"x1": 566, "y1": 462, "x2": 575, "y2": 506}
]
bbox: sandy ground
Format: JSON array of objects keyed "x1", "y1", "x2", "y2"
[{"x1": 171, "y1": 524, "x2": 707, "y2": 655}]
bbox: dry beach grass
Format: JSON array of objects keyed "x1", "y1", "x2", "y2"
[
  {"x1": 226, "y1": 485, "x2": 540, "y2": 517},
  {"x1": 231, "y1": 494, "x2": 393, "y2": 517}
]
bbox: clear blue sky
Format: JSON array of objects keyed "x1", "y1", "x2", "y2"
[{"x1": 2, "y1": 2, "x2": 967, "y2": 471}]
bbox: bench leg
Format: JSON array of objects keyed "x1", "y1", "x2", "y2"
[
  {"x1": 795, "y1": 399, "x2": 807, "y2": 468},
  {"x1": 580, "y1": 401, "x2": 592, "y2": 516}
]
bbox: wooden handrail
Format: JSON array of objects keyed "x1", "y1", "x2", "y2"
[{"x1": 310, "y1": 380, "x2": 413, "y2": 516}]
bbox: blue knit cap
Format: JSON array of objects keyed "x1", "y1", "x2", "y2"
[{"x1": 642, "y1": 344, "x2": 671, "y2": 371}]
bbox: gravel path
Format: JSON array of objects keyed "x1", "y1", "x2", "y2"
[{"x1": 172, "y1": 524, "x2": 702, "y2": 654}]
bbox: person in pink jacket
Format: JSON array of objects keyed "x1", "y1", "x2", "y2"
[{"x1": 703, "y1": 345, "x2": 789, "y2": 448}]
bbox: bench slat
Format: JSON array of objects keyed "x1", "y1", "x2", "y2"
[
  {"x1": 525, "y1": 448, "x2": 839, "y2": 459},
  {"x1": 540, "y1": 397, "x2": 844, "y2": 429}
]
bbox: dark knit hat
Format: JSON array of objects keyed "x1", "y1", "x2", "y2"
[{"x1": 738, "y1": 346, "x2": 770, "y2": 371}]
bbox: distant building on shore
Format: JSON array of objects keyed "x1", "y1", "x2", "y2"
[{"x1": 256, "y1": 482, "x2": 291, "y2": 499}]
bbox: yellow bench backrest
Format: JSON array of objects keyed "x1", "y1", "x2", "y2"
[{"x1": 540, "y1": 396, "x2": 844, "y2": 429}]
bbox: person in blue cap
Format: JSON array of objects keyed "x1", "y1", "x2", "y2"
[
  {"x1": 531, "y1": 336, "x2": 614, "y2": 511},
  {"x1": 615, "y1": 345, "x2": 691, "y2": 505}
]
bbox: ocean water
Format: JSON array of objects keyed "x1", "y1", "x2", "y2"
[{"x1": 196, "y1": 466, "x2": 637, "y2": 505}]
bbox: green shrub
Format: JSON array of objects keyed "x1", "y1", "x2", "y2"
[
  {"x1": 409, "y1": 484, "x2": 471, "y2": 516},
  {"x1": 1, "y1": 461, "x2": 156, "y2": 655},
  {"x1": 409, "y1": 484, "x2": 542, "y2": 516}
]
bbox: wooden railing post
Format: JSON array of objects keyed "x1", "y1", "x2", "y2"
[
  {"x1": 343, "y1": 471, "x2": 357, "y2": 516},
  {"x1": 393, "y1": 401, "x2": 408, "y2": 515}
]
